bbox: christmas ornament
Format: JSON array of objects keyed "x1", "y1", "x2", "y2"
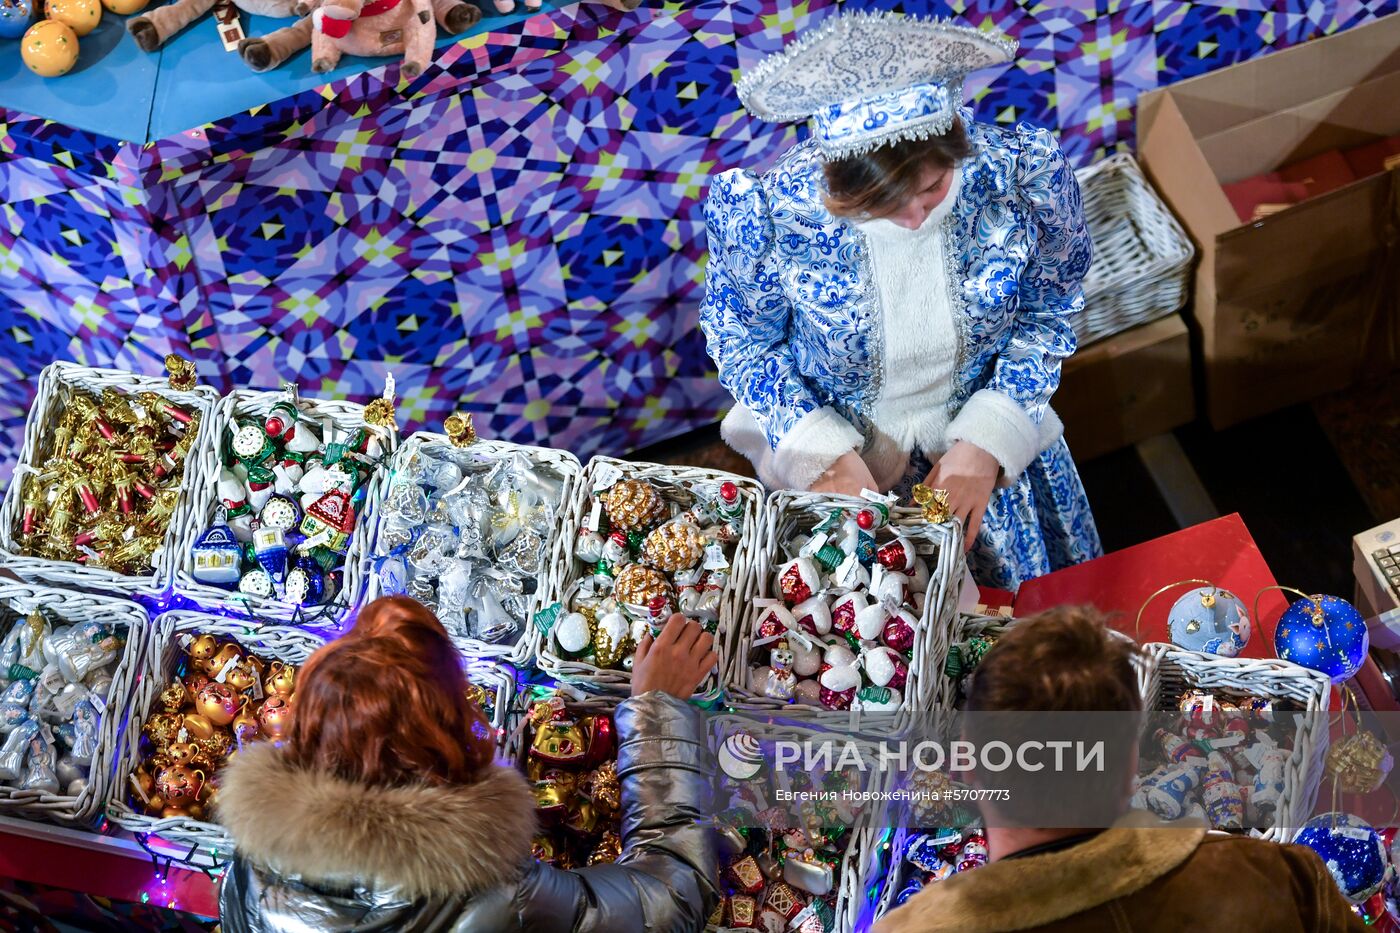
[
  {"x1": 44, "y1": 0, "x2": 99, "y2": 36},
  {"x1": 21, "y1": 19, "x2": 77, "y2": 76},
  {"x1": 0, "y1": 0, "x2": 34, "y2": 39},
  {"x1": 600, "y1": 479, "x2": 666, "y2": 532},
  {"x1": 190, "y1": 525, "x2": 242, "y2": 587},
  {"x1": 641, "y1": 520, "x2": 704, "y2": 572},
  {"x1": 613, "y1": 564, "x2": 673, "y2": 609},
  {"x1": 1273, "y1": 593, "x2": 1368, "y2": 684},
  {"x1": 1136, "y1": 581, "x2": 1252, "y2": 657},
  {"x1": 1294, "y1": 814, "x2": 1391, "y2": 904}
]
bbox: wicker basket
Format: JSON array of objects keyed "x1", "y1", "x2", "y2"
[
  {"x1": 362, "y1": 432, "x2": 581, "y2": 666},
  {"x1": 721, "y1": 490, "x2": 965, "y2": 733},
  {"x1": 464, "y1": 658, "x2": 519, "y2": 756},
  {"x1": 1139, "y1": 643, "x2": 1331, "y2": 842},
  {"x1": 708, "y1": 714, "x2": 886, "y2": 932},
  {"x1": 1075, "y1": 152, "x2": 1196, "y2": 347},
  {"x1": 0, "y1": 361, "x2": 219, "y2": 596},
  {"x1": 170, "y1": 388, "x2": 398, "y2": 628},
  {"x1": 536, "y1": 456, "x2": 764, "y2": 699},
  {"x1": 0, "y1": 583, "x2": 148, "y2": 826},
  {"x1": 104, "y1": 610, "x2": 327, "y2": 859}
]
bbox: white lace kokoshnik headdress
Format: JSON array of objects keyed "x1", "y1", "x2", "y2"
[{"x1": 736, "y1": 12, "x2": 1017, "y2": 160}]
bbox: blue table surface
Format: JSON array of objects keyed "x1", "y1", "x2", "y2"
[{"x1": 0, "y1": 0, "x2": 560, "y2": 145}]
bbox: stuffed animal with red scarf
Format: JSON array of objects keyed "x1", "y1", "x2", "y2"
[
  {"x1": 237, "y1": 0, "x2": 476, "y2": 72},
  {"x1": 306, "y1": 0, "x2": 433, "y2": 76}
]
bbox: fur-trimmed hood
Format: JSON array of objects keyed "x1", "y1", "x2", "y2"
[
  {"x1": 875, "y1": 811, "x2": 1207, "y2": 933},
  {"x1": 217, "y1": 743, "x2": 538, "y2": 901}
]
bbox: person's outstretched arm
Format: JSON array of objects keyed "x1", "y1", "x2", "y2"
[{"x1": 505, "y1": 616, "x2": 721, "y2": 933}]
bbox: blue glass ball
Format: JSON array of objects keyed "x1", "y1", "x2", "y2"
[
  {"x1": 1294, "y1": 813, "x2": 1390, "y2": 904},
  {"x1": 1273, "y1": 594, "x2": 1368, "y2": 684},
  {"x1": 0, "y1": 0, "x2": 35, "y2": 40},
  {"x1": 1168, "y1": 587, "x2": 1250, "y2": 656}
]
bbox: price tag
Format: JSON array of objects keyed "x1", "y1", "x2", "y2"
[
  {"x1": 799, "y1": 532, "x2": 829, "y2": 558},
  {"x1": 592, "y1": 462, "x2": 624, "y2": 493},
  {"x1": 212, "y1": 0, "x2": 246, "y2": 52},
  {"x1": 1339, "y1": 825, "x2": 1374, "y2": 841},
  {"x1": 89, "y1": 692, "x2": 107, "y2": 716},
  {"x1": 703, "y1": 543, "x2": 729, "y2": 571},
  {"x1": 533, "y1": 603, "x2": 564, "y2": 636},
  {"x1": 788, "y1": 904, "x2": 819, "y2": 930},
  {"x1": 834, "y1": 551, "x2": 861, "y2": 589},
  {"x1": 587, "y1": 501, "x2": 603, "y2": 534},
  {"x1": 214, "y1": 655, "x2": 239, "y2": 684},
  {"x1": 177, "y1": 726, "x2": 189, "y2": 744},
  {"x1": 250, "y1": 674, "x2": 264, "y2": 701}
]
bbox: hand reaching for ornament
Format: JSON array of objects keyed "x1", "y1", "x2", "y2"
[
  {"x1": 632, "y1": 614, "x2": 718, "y2": 699},
  {"x1": 922, "y1": 441, "x2": 1000, "y2": 552},
  {"x1": 808, "y1": 451, "x2": 878, "y2": 499}
]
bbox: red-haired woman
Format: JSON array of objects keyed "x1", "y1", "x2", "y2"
[{"x1": 216, "y1": 596, "x2": 719, "y2": 932}]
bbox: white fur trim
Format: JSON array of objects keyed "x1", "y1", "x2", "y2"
[
  {"x1": 721, "y1": 404, "x2": 862, "y2": 491},
  {"x1": 946, "y1": 389, "x2": 1062, "y2": 483}
]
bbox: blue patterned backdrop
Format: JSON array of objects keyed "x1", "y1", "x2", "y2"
[{"x1": 0, "y1": 0, "x2": 1394, "y2": 483}]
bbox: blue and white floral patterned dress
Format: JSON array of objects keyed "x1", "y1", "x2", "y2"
[{"x1": 699, "y1": 112, "x2": 1102, "y2": 591}]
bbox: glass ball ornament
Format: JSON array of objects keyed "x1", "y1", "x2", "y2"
[
  {"x1": 1273, "y1": 594, "x2": 1368, "y2": 684},
  {"x1": 0, "y1": 0, "x2": 35, "y2": 39},
  {"x1": 1168, "y1": 587, "x2": 1250, "y2": 656},
  {"x1": 1293, "y1": 813, "x2": 1391, "y2": 904},
  {"x1": 44, "y1": 0, "x2": 100, "y2": 37},
  {"x1": 21, "y1": 19, "x2": 79, "y2": 77}
]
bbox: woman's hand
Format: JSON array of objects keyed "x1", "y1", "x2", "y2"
[
  {"x1": 923, "y1": 441, "x2": 1000, "y2": 551},
  {"x1": 632, "y1": 614, "x2": 719, "y2": 699},
  {"x1": 808, "y1": 451, "x2": 878, "y2": 499}
]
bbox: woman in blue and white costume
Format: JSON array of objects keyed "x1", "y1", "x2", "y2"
[{"x1": 700, "y1": 13, "x2": 1102, "y2": 591}]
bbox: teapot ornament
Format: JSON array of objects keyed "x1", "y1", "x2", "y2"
[
  {"x1": 264, "y1": 661, "x2": 296, "y2": 698},
  {"x1": 196, "y1": 682, "x2": 241, "y2": 727},
  {"x1": 258, "y1": 695, "x2": 293, "y2": 740}
]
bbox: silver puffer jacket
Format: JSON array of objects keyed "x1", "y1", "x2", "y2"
[{"x1": 217, "y1": 691, "x2": 718, "y2": 933}]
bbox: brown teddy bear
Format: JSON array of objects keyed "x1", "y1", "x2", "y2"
[{"x1": 237, "y1": 0, "x2": 475, "y2": 72}]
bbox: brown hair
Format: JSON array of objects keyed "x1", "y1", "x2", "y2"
[
  {"x1": 964, "y1": 606, "x2": 1143, "y2": 827},
  {"x1": 822, "y1": 119, "x2": 973, "y2": 218},
  {"x1": 286, "y1": 596, "x2": 494, "y2": 787}
]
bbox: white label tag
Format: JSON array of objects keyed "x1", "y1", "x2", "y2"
[
  {"x1": 1202, "y1": 695, "x2": 1215, "y2": 714},
  {"x1": 834, "y1": 551, "x2": 861, "y2": 588},
  {"x1": 587, "y1": 501, "x2": 603, "y2": 534},
  {"x1": 799, "y1": 532, "x2": 829, "y2": 558},
  {"x1": 703, "y1": 543, "x2": 729, "y2": 571},
  {"x1": 250, "y1": 674, "x2": 264, "y2": 701},
  {"x1": 1339, "y1": 825, "x2": 1373, "y2": 841},
  {"x1": 1209, "y1": 734, "x2": 1244, "y2": 749},
  {"x1": 789, "y1": 903, "x2": 819, "y2": 930},
  {"x1": 214, "y1": 655, "x2": 238, "y2": 684},
  {"x1": 592, "y1": 463, "x2": 624, "y2": 493},
  {"x1": 177, "y1": 726, "x2": 189, "y2": 744},
  {"x1": 89, "y1": 692, "x2": 106, "y2": 716}
]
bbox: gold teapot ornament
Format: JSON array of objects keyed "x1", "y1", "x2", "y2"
[
  {"x1": 224, "y1": 655, "x2": 264, "y2": 692},
  {"x1": 231, "y1": 708, "x2": 261, "y2": 745},
  {"x1": 196, "y1": 682, "x2": 241, "y2": 727},
  {"x1": 155, "y1": 763, "x2": 206, "y2": 809},
  {"x1": 185, "y1": 634, "x2": 219, "y2": 668},
  {"x1": 204, "y1": 642, "x2": 243, "y2": 678},
  {"x1": 181, "y1": 712, "x2": 217, "y2": 741},
  {"x1": 258, "y1": 695, "x2": 293, "y2": 740},
  {"x1": 264, "y1": 661, "x2": 296, "y2": 698}
]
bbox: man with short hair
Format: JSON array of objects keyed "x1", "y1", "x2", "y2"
[{"x1": 876, "y1": 605, "x2": 1365, "y2": 932}]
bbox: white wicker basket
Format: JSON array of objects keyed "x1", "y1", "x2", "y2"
[
  {"x1": 536, "y1": 456, "x2": 764, "y2": 700},
  {"x1": 1139, "y1": 643, "x2": 1331, "y2": 843},
  {"x1": 171, "y1": 388, "x2": 398, "y2": 629},
  {"x1": 0, "y1": 583, "x2": 148, "y2": 827},
  {"x1": 708, "y1": 714, "x2": 886, "y2": 933},
  {"x1": 105, "y1": 610, "x2": 327, "y2": 859},
  {"x1": 464, "y1": 658, "x2": 519, "y2": 756},
  {"x1": 362, "y1": 432, "x2": 581, "y2": 666},
  {"x1": 0, "y1": 361, "x2": 219, "y2": 596},
  {"x1": 721, "y1": 490, "x2": 965, "y2": 733},
  {"x1": 1075, "y1": 152, "x2": 1196, "y2": 347}
]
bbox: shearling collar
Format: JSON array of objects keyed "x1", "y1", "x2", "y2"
[
  {"x1": 875, "y1": 811, "x2": 1207, "y2": 933},
  {"x1": 216, "y1": 743, "x2": 537, "y2": 901}
]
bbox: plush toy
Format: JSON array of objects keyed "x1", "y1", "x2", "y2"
[
  {"x1": 237, "y1": 0, "x2": 474, "y2": 72},
  {"x1": 300, "y1": 0, "x2": 431, "y2": 75},
  {"x1": 127, "y1": 0, "x2": 295, "y2": 52}
]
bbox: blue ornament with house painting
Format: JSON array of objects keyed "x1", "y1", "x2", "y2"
[
  {"x1": 1273, "y1": 594, "x2": 1368, "y2": 684},
  {"x1": 1168, "y1": 587, "x2": 1250, "y2": 657},
  {"x1": 190, "y1": 524, "x2": 243, "y2": 587}
]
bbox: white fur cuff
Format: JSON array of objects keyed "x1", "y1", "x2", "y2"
[
  {"x1": 946, "y1": 389, "x2": 1060, "y2": 483},
  {"x1": 721, "y1": 404, "x2": 862, "y2": 491}
]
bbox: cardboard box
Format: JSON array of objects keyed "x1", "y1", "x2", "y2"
[
  {"x1": 1137, "y1": 15, "x2": 1400, "y2": 428},
  {"x1": 1057, "y1": 314, "x2": 1194, "y2": 461}
]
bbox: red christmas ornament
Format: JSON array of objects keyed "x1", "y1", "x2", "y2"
[
  {"x1": 819, "y1": 684, "x2": 856, "y2": 710},
  {"x1": 777, "y1": 558, "x2": 819, "y2": 607},
  {"x1": 719, "y1": 481, "x2": 738, "y2": 503},
  {"x1": 882, "y1": 611, "x2": 917, "y2": 653},
  {"x1": 877, "y1": 536, "x2": 915, "y2": 572},
  {"x1": 856, "y1": 509, "x2": 875, "y2": 531}
]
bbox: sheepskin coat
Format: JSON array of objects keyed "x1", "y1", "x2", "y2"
[
  {"x1": 875, "y1": 810, "x2": 1367, "y2": 933},
  {"x1": 217, "y1": 691, "x2": 718, "y2": 933}
]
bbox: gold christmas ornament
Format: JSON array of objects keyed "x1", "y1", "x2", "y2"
[
  {"x1": 912, "y1": 484, "x2": 951, "y2": 524},
  {"x1": 600, "y1": 479, "x2": 667, "y2": 532},
  {"x1": 165, "y1": 354, "x2": 197, "y2": 390},
  {"x1": 443, "y1": 412, "x2": 476, "y2": 447},
  {"x1": 44, "y1": 0, "x2": 99, "y2": 37},
  {"x1": 613, "y1": 563, "x2": 674, "y2": 608},
  {"x1": 21, "y1": 20, "x2": 79, "y2": 77},
  {"x1": 1326, "y1": 729, "x2": 1393, "y2": 795},
  {"x1": 587, "y1": 830, "x2": 622, "y2": 865},
  {"x1": 642, "y1": 520, "x2": 704, "y2": 573}
]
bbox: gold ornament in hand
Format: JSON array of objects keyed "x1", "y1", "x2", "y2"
[{"x1": 912, "y1": 484, "x2": 951, "y2": 524}]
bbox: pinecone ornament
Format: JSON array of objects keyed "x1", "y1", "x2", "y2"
[
  {"x1": 613, "y1": 563, "x2": 675, "y2": 608},
  {"x1": 642, "y1": 520, "x2": 705, "y2": 573},
  {"x1": 600, "y1": 480, "x2": 667, "y2": 532}
]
